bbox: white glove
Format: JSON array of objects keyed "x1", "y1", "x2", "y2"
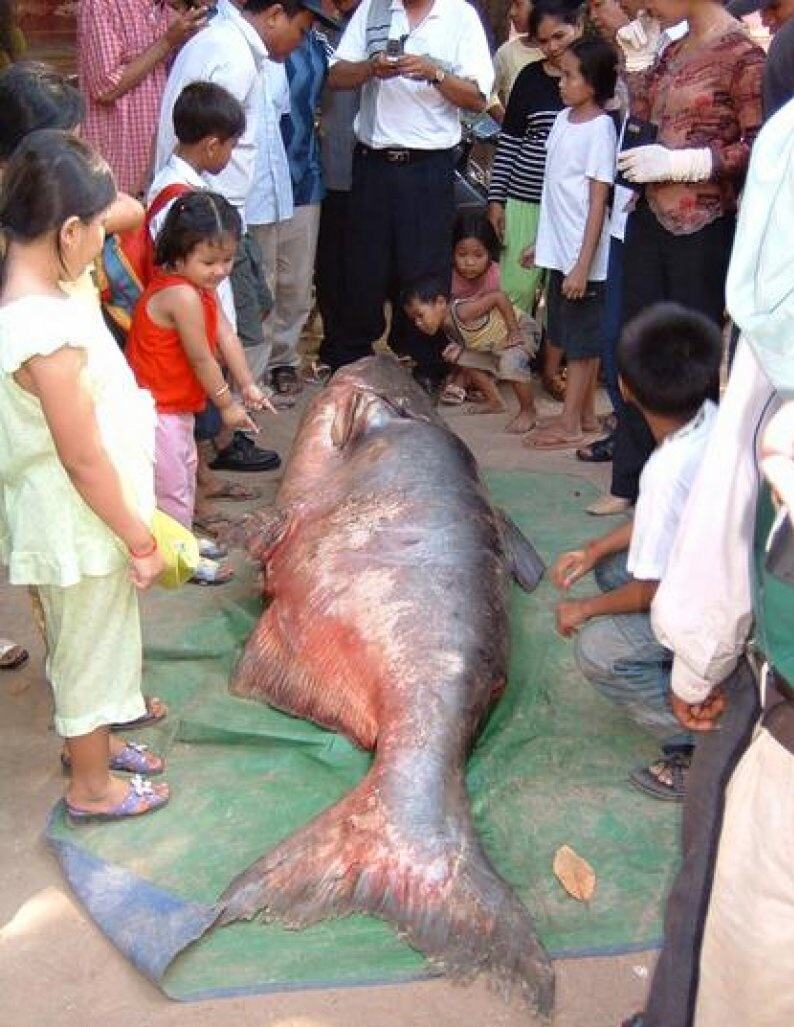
[
  {"x1": 615, "y1": 13, "x2": 662, "y2": 73},
  {"x1": 617, "y1": 144, "x2": 713, "y2": 184}
]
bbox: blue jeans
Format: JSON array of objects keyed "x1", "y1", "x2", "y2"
[{"x1": 574, "y1": 552, "x2": 686, "y2": 743}]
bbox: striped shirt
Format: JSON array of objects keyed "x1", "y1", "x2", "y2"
[
  {"x1": 282, "y1": 30, "x2": 329, "y2": 208},
  {"x1": 487, "y1": 62, "x2": 563, "y2": 207}
]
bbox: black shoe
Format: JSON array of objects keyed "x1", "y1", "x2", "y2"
[
  {"x1": 209, "y1": 434, "x2": 281, "y2": 472},
  {"x1": 576, "y1": 432, "x2": 615, "y2": 463}
]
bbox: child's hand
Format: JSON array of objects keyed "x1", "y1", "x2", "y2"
[
  {"x1": 556, "y1": 599, "x2": 590, "y2": 638},
  {"x1": 130, "y1": 547, "x2": 166, "y2": 591},
  {"x1": 671, "y1": 688, "x2": 727, "y2": 733},
  {"x1": 562, "y1": 265, "x2": 588, "y2": 300},
  {"x1": 442, "y1": 342, "x2": 462, "y2": 363},
  {"x1": 519, "y1": 246, "x2": 536, "y2": 269},
  {"x1": 551, "y1": 548, "x2": 593, "y2": 590},
  {"x1": 242, "y1": 382, "x2": 278, "y2": 415},
  {"x1": 488, "y1": 202, "x2": 505, "y2": 242},
  {"x1": 221, "y1": 401, "x2": 260, "y2": 434},
  {"x1": 505, "y1": 328, "x2": 525, "y2": 350}
]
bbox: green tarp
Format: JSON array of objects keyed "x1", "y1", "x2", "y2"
[{"x1": 48, "y1": 471, "x2": 678, "y2": 1000}]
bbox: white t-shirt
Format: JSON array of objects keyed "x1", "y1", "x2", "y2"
[
  {"x1": 628, "y1": 400, "x2": 718, "y2": 581},
  {"x1": 147, "y1": 154, "x2": 237, "y2": 329},
  {"x1": 535, "y1": 109, "x2": 617, "y2": 281},
  {"x1": 333, "y1": 0, "x2": 494, "y2": 150}
]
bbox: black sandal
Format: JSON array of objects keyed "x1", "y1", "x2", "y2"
[
  {"x1": 270, "y1": 365, "x2": 302, "y2": 396},
  {"x1": 628, "y1": 751, "x2": 691, "y2": 802}
]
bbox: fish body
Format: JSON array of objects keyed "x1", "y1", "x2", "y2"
[{"x1": 218, "y1": 356, "x2": 553, "y2": 1014}]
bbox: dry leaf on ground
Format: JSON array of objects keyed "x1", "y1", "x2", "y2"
[{"x1": 553, "y1": 844, "x2": 596, "y2": 903}]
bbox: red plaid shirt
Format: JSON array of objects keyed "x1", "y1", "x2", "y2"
[{"x1": 78, "y1": 0, "x2": 173, "y2": 194}]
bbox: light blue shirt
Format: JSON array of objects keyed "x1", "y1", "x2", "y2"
[{"x1": 247, "y1": 58, "x2": 295, "y2": 226}]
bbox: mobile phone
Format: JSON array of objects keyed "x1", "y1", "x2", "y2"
[
  {"x1": 385, "y1": 38, "x2": 403, "y2": 63},
  {"x1": 615, "y1": 116, "x2": 659, "y2": 191}
]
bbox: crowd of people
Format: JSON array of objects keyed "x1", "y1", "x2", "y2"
[{"x1": 1, "y1": 0, "x2": 794, "y2": 1022}]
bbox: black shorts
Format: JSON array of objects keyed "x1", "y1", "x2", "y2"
[
  {"x1": 545, "y1": 269, "x2": 605, "y2": 360},
  {"x1": 194, "y1": 401, "x2": 222, "y2": 442}
]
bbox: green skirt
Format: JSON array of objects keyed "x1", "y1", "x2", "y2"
[{"x1": 500, "y1": 198, "x2": 545, "y2": 315}]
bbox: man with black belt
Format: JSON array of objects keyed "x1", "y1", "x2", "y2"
[{"x1": 325, "y1": 0, "x2": 493, "y2": 386}]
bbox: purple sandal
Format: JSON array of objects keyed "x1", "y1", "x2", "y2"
[
  {"x1": 61, "y1": 741, "x2": 165, "y2": 776},
  {"x1": 66, "y1": 774, "x2": 170, "y2": 824}
]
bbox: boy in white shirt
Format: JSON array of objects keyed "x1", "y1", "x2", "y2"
[{"x1": 550, "y1": 302, "x2": 722, "y2": 800}]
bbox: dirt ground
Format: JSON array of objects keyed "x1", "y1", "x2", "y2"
[{"x1": 0, "y1": 376, "x2": 658, "y2": 1027}]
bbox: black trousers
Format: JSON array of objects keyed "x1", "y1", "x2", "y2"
[
  {"x1": 611, "y1": 205, "x2": 736, "y2": 500},
  {"x1": 316, "y1": 189, "x2": 350, "y2": 368},
  {"x1": 643, "y1": 661, "x2": 759, "y2": 1027},
  {"x1": 321, "y1": 146, "x2": 455, "y2": 376}
]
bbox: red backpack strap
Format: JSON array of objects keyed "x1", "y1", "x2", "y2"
[{"x1": 145, "y1": 182, "x2": 192, "y2": 226}]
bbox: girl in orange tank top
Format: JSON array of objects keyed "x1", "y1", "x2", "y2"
[{"x1": 126, "y1": 192, "x2": 274, "y2": 581}]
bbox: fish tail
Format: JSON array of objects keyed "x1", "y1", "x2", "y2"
[{"x1": 215, "y1": 766, "x2": 554, "y2": 1016}]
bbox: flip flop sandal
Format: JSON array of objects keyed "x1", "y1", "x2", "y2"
[
  {"x1": 201, "y1": 481, "x2": 262, "y2": 502},
  {"x1": 192, "y1": 513, "x2": 235, "y2": 539},
  {"x1": 0, "y1": 639, "x2": 28, "y2": 670},
  {"x1": 61, "y1": 741, "x2": 165, "y2": 776},
  {"x1": 271, "y1": 365, "x2": 302, "y2": 396},
  {"x1": 524, "y1": 430, "x2": 593, "y2": 451},
  {"x1": 628, "y1": 752, "x2": 690, "y2": 802},
  {"x1": 198, "y1": 537, "x2": 229, "y2": 561},
  {"x1": 66, "y1": 774, "x2": 170, "y2": 824},
  {"x1": 189, "y1": 556, "x2": 235, "y2": 586},
  {"x1": 110, "y1": 695, "x2": 167, "y2": 731},
  {"x1": 440, "y1": 384, "x2": 467, "y2": 406}
]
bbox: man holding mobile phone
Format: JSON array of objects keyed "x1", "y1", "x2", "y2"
[{"x1": 325, "y1": 0, "x2": 493, "y2": 388}]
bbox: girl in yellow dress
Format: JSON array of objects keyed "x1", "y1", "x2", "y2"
[{"x1": 0, "y1": 130, "x2": 169, "y2": 822}]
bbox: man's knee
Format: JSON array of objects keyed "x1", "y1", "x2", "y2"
[{"x1": 574, "y1": 619, "x2": 616, "y2": 684}]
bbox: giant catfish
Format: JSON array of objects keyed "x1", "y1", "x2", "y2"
[{"x1": 217, "y1": 356, "x2": 554, "y2": 1014}]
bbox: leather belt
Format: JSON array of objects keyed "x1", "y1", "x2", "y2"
[{"x1": 355, "y1": 143, "x2": 449, "y2": 164}]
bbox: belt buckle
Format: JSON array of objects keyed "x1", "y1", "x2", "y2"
[{"x1": 386, "y1": 148, "x2": 409, "y2": 164}]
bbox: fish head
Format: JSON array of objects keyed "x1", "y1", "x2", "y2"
[{"x1": 278, "y1": 356, "x2": 441, "y2": 504}]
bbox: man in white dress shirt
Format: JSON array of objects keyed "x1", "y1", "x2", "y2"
[
  {"x1": 324, "y1": 0, "x2": 493, "y2": 386},
  {"x1": 154, "y1": 0, "x2": 338, "y2": 376}
]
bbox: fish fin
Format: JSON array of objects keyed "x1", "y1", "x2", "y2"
[
  {"x1": 230, "y1": 609, "x2": 380, "y2": 750},
  {"x1": 216, "y1": 506, "x2": 291, "y2": 563},
  {"x1": 215, "y1": 765, "x2": 554, "y2": 1016},
  {"x1": 497, "y1": 510, "x2": 545, "y2": 592}
]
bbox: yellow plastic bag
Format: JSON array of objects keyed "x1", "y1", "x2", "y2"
[{"x1": 150, "y1": 509, "x2": 200, "y2": 589}]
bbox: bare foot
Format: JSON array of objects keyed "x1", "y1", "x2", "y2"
[
  {"x1": 505, "y1": 410, "x2": 538, "y2": 434},
  {"x1": 535, "y1": 413, "x2": 566, "y2": 430},
  {"x1": 465, "y1": 401, "x2": 507, "y2": 415}
]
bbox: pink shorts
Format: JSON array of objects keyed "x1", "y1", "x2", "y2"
[{"x1": 154, "y1": 412, "x2": 197, "y2": 529}]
